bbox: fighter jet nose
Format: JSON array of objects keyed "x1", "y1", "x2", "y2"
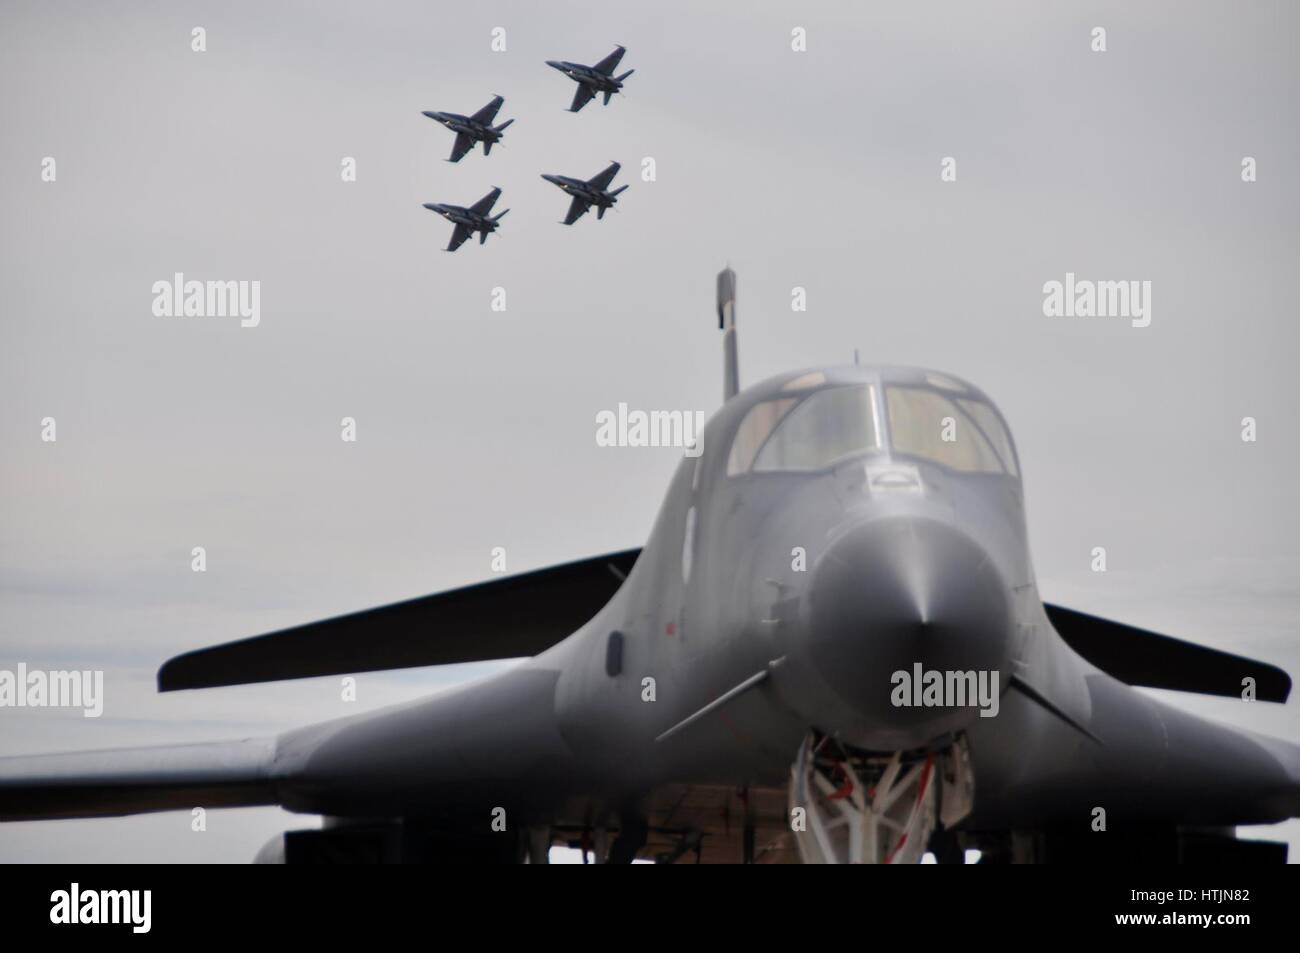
[{"x1": 803, "y1": 516, "x2": 1012, "y2": 744}]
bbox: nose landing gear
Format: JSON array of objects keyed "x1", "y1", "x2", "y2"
[{"x1": 788, "y1": 732, "x2": 973, "y2": 864}]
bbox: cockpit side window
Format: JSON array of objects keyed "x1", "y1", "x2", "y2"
[
  {"x1": 726, "y1": 397, "x2": 798, "y2": 475},
  {"x1": 956, "y1": 397, "x2": 1019, "y2": 477},
  {"x1": 885, "y1": 386, "x2": 1013, "y2": 475}
]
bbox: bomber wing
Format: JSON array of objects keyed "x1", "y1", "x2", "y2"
[
  {"x1": 593, "y1": 45, "x2": 626, "y2": 74},
  {"x1": 158, "y1": 549, "x2": 641, "y2": 690},
  {"x1": 1046, "y1": 603, "x2": 1292, "y2": 701},
  {"x1": 0, "y1": 739, "x2": 276, "y2": 821}
]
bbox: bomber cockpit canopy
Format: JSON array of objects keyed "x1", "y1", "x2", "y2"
[{"x1": 725, "y1": 369, "x2": 1019, "y2": 478}]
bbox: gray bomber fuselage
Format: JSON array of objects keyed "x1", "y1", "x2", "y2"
[{"x1": 271, "y1": 364, "x2": 1300, "y2": 833}]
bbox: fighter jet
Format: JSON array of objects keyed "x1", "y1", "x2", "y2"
[
  {"x1": 421, "y1": 96, "x2": 514, "y2": 162},
  {"x1": 422, "y1": 188, "x2": 508, "y2": 252},
  {"x1": 2, "y1": 267, "x2": 1298, "y2": 864},
  {"x1": 542, "y1": 162, "x2": 627, "y2": 224},
  {"x1": 546, "y1": 45, "x2": 634, "y2": 112}
]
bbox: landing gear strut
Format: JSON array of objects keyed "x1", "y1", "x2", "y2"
[{"x1": 788, "y1": 732, "x2": 973, "y2": 864}]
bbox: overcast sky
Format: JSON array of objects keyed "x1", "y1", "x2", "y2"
[{"x1": 1, "y1": 0, "x2": 1297, "y2": 861}]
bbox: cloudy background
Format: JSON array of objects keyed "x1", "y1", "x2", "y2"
[{"x1": 0, "y1": 0, "x2": 1297, "y2": 861}]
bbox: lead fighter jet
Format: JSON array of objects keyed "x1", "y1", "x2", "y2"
[
  {"x1": 2, "y1": 268, "x2": 1298, "y2": 864},
  {"x1": 546, "y1": 45, "x2": 634, "y2": 112},
  {"x1": 421, "y1": 96, "x2": 514, "y2": 162},
  {"x1": 542, "y1": 161, "x2": 627, "y2": 224},
  {"x1": 422, "y1": 188, "x2": 508, "y2": 252}
]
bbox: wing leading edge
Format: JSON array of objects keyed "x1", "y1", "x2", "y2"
[
  {"x1": 446, "y1": 223, "x2": 472, "y2": 252},
  {"x1": 587, "y1": 161, "x2": 620, "y2": 191},
  {"x1": 0, "y1": 738, "x2": 276, "y2": 821},
  {"x1": 569, "y1": 83, "x2": 595, "y2": 112},
  {"x1": 158, "y1": 549, "x2": 641, "y2": 691},
  {"x1": 449, "y1": 131, "x2": 475, "y2": 162},
  {"x1": 1045, "y1": 603, "x2": 1292, "y2": 702},
  {"x1": 469, "y1": 187, "x2": 501, "y2": 215},
  {"x1": 563, "y1": 196, "x2": 591, "y2": 225},
  {"x1": 470, "y1": 95, "x2": 504, "y2": 124},
  {"x1": 593, "y1": 46, "x2": 626, "y2": 74}
]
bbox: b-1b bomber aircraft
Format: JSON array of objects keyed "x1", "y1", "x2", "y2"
[{"x1": 0, "y1": 268, "x2": 1297, "y2": 864}]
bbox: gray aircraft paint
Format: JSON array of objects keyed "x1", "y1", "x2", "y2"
[
  {"x1": 1, "y1": 0, "x2": 1297, "y2": 861},
  {"x1": 4, "y1": 358, "x2": 1299, "y2": 852}
]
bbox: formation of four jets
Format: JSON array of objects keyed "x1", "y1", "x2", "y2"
[{"x1": 421, "y1": 46, "x2": 633, "y2": 252}]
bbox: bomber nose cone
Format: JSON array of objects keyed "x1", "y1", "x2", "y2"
[{"x1": 804, "y1": 516, "x2": 1012, "y2": 737}]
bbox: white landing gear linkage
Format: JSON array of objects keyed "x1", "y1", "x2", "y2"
[{"x1": 788, "y1": 732, "x2": 973, "y2": 864}]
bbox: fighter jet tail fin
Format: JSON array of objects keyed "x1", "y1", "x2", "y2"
[
  {"x1": 1045, "y1": 603, "x2": 1292, "y2": 702},
  {"x1": 486, "y1": 119, "x2": 513, "y2": 156},
  {"x1": 157, "y1": 549, "x2": 641, "y2": 691},
  {"x1": 718, "y1": 266, "x2": 739, "y2": 401},
  {"x1": 603, "y1": 90, "x2": 613, "y2": 105},
  {"x1": 615, "y1": 69, "x2": 634, "y2": 83},
  {"x1": 610, "y1": 185, "x2": 629, "y2": 198}
]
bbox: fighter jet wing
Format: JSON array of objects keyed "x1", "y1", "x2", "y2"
[
  {"x1": 446, "y1": 223, "x2": 472, "y2": 252},
  {"x1": 448, "y1": 131, "x2": 476, "y2": 163},
  {"x1": 157, "y1": 548, "x2": 641, "y2": 690},
  {"x1": 569, "y1": 83, "x2": 595, "y2": 112},
  {"x1": 470, "y1": 95, "x2": 504, "y2": 124},
  {"x1": 469, "y1": 187, "x2": 501, "y2": 215},
  {"x1": 593, "y1": 45, "x2": 626, "y2": 74},
  {"x1": 587, "y1": 161, "x2": 621, "y2": 191},
  {"x1": 563, "y1": 196, "x2": 592, "y2": 225}
]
